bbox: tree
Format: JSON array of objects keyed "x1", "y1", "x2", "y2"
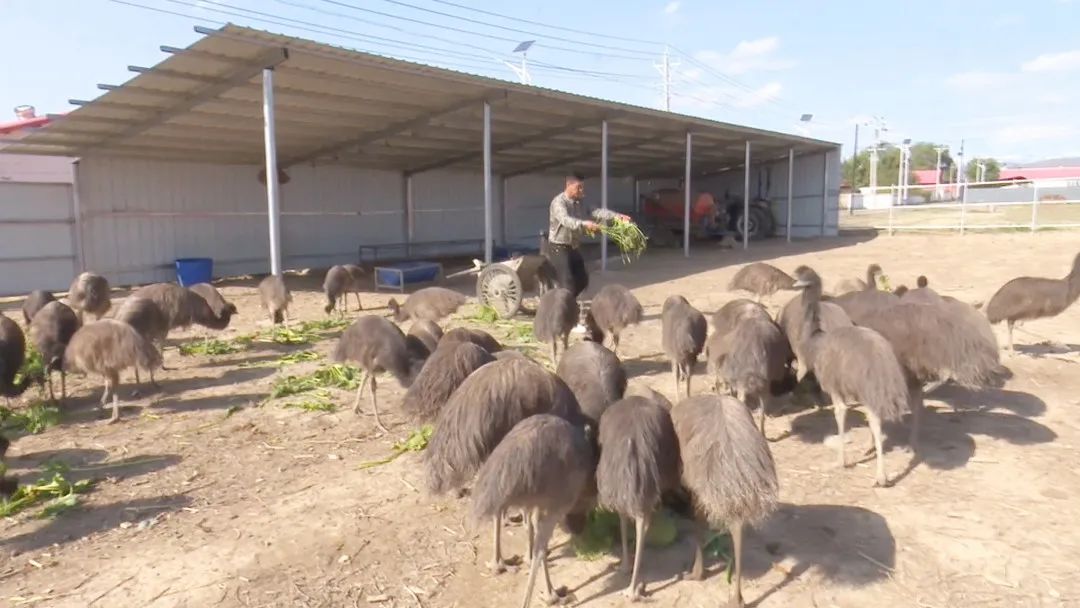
[
  {"x1": 842, "y1": 145, "x2": 914, "y2": 189},
  {"x1": 965, "y1": 157, "x2": 1001, "y2": 182},
  {"x1": 908, "y1": 141, "x2": 953, "y2": 173}
]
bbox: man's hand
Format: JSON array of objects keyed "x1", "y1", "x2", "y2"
[
  {"x1": 583, "y1": 220, "x2": 601, "y2": 233},
  {"x1": 614, "y1": 213, "x2": 631, "y2": 222}
]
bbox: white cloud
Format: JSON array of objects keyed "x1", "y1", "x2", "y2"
[
  {"x1": 663, "y1": 1, "x2": 681, "y2": 15},
  {"x1": 993, "y1": 123, "x2": 1077, "y2": 144},
  {"x1": 1021, "y1": 49, "x2": 1080, "y2": 72},
  {"x1": 945, "y1": 71, "x2": 1012, "y2": 88},
  {"x1": 735, "y1": 82, "x2": 783, "y2": 108},
  {"x1": 1038, "y1": 92, "x2": 1069, "y2": 104},
  {"x1": 695, "y1": 36, "x2": 796, "y2": 75}
]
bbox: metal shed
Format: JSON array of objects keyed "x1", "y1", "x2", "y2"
[{"x1": 0, "y1": 24, "x2": 840, "y2": 293}]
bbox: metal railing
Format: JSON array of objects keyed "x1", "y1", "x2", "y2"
[{"x1": 842, "y1": 177, "x2": 1080, "y2": 234}]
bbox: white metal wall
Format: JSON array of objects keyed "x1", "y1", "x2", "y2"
[
  {"x1": 0, "y1": 181, "x2": 77, "y2": 296},
  {"x1": 76, "y1": 157, "x2": 405, "y2": 286},
  {"x1": 503, "y1": 174, "x2": 636, "y2": 248},
  {"x1": 696, "y1": 148, "x2": 842, "y2": 238}
]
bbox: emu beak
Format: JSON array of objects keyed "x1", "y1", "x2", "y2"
[{"x1": 792, "y1": 279, "x2": 810, "y2": 289}]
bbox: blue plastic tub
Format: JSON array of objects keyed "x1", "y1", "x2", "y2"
[
  {"x1": 175, "y1": 257, "x2": 213, "y2": 287},
  {"x1": 374, "y1": 261, "x2": 442, "y2": 291}
]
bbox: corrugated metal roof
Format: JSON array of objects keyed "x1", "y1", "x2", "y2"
[{"x1": 1, "y1": 24, "x2": 838, "y2": 178}]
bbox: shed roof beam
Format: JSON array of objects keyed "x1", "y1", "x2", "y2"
[
  {"x1": 282, "y1": 91, "x2": 505, "y2": 167},
  {"x1": 76, "y1": 46, "x2": 288, "y2": 154},
  {"x1": 405, "y1": 112, "x2": 623, "y2": 175},
  {"x1": 503, "y1": 133, "x2": 674, "y2": 178}
]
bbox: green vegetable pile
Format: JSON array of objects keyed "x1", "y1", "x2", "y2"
[
  {"x1": 0, "y1": 461, "x2": 94, "y2": 518},
  {"x1": 597, "y1": 218, "x2": 648, "y2": 264},
  {"x1": 359, "y1": 425, "x2": 434, "y2": 469}
]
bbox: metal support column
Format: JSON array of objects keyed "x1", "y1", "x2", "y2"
[
  {"x1": 743, "y1": 141, "x2": 751, "y2": 250},
  {"x1": 683, "y1": 132, "x2": 692, "y2": 258},
  {"x1": 262, "y1": 67, "x2": 282, "y2": 276},
  {"x1": 482, "y1": 101, "x2": 493, "y2": 263},
  {"x1": 821, "y1": 152, "x2": 829, "y2": 236},
  {"x1": 500, "y1": 176, "x2": 508, "y2": 246},
  {"x1": 632, "y1": 178, "x2": 640, "y2": 215},
  {"x1": 401, "y1": 172, "x2": 408, "y2": 255},
  {"x1": 786, "y1": 149, "x2": 794, "y2": 243},
  {"x1": 601, "y1": 119, "x2": 609, "y2": 271}
]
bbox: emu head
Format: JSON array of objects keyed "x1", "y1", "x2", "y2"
[
  {"x1": 791, "y1": 266, "x2": 821, "y2": 292},
  {"x1": 582, "y1": 310, "x2": 604, "y2": 343},
  {"x1": 916, "y1": 275, "x2": 928, "y2": 288},
  {"x1": 894, "y1": 285, "x2": 909, "y2": 297},
  {"x1": 387, "y1": 298, "x2": 405, "y2": 322}
]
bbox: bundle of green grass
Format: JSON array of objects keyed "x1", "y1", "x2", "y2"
[{"x1": 596, "y1": 218, "x2": 647, "y2": 264}]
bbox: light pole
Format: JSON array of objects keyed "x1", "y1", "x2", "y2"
[
  {"x1": 503, "y1": 40, "x2": 535, "y2": 84},
  {"x1": 934, "y1": 145, "x2": 948, "y2": 200},
  {"x1": 976, "y1": 160, "x2": 987, "y2": 183},
  {"x1": 868, "y1": 116, "x2": 887, "y2": 196},
  {"x1": 898, "y1": 138, "x2": 911, "y2": 205}
]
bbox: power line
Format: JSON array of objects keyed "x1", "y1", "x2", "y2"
[{"x1": 375, "y1": 0, "x2": 659, "y2": 56}]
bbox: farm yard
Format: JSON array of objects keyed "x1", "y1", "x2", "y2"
[{"x1": 1, "y1": 230, "x2": 1079, "y2": 608}]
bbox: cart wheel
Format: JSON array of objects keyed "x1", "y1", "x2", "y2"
[{"x1": 477, "y1": 265, "x2": 523, "y2": 319}]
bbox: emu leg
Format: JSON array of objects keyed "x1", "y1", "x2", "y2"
[
  {"x1": 107, "y1": 371, "x2": 121, "y2": 424},
  {"x1": 833, "y1": 400, "x2": 848, "y2": 469},
  {"x1": 550, "y1": 341, "x2": 558, "y2": 366},
  {"x1": 684, "y1": 365, "x2": 692, "y2": 398},
  {"x1": 99, "y1": 377, "x2": 111, "y2": 406},
  {"x1": 866, "y1": 409, "x2": 888, "y2": 487},
  {"x1": 671, "y1": 361, "x2": 680, "y2": 399},
  {"x1": 518, "y1": 509, "x2": 548, "y2": 608},
  {"x1": 355, "y1": 292, "x2": 363, "y2": 311},
  {"x1": 1007, "y1": 320, "x2": 1015, "y2": 352},
  {"x1": 729, "y1": 521, "x2": 745, "y2": 608},
  {"x1": 526, "y1": 511, "x2": 535, "y2": 565},
  {"x1": 689, "y1": 524, "x2": 705, "y2": 581},
  {"x1": 490, "y1": 511, "x2": 507, "y2": 575},
  {"x1": 46, "y1": 372, "x2": 56, "y2": 403},
  {"x1": 134, "y1": 367, "x2": 141, "y2": 386},
  {"x1": 353, "y1": 372, "x2": 368, "y2": 414},
  {"x1": 618, "y1": 514, "x2": 631, "y2": 573},
  {"x1": 758, "y1": 394, "x2": 769, "y2": 438},
  {"x1": 625, "y1": 514, "x2": 650, "y2": 600},
  {"x1": 562, "y1": 333, "x2": 569, "y2": 355},
  {"x1": 908, "y1": 381, "x2": 923, "y2": 452},
  {"x1": 370, "y1": 375, "x2": 389, "y2": 433},
  {"x1": 60, "y1": 370, "x2": 67, "y2": 402},
  {"x1": 612, "y1": 333, "x2": 620, "y2": 356}
]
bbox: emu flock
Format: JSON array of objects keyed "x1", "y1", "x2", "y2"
[{"x1": 1, "y1": 251, "x2": 1078, "y2": 608}]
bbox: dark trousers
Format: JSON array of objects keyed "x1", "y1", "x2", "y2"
[{"x1": 546, "y1": 243, "x2": 588, "y2": 298}]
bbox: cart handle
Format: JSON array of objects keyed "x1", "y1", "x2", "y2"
[{"x1": 445, "y1": 258, "x2": 485, "y2": 280}]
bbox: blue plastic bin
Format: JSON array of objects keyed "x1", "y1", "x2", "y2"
[
  {"x1": 374, "y1": 261, "x2": 442, "y2": 292},
  {"x1": 175, "y1": 257, "x2": 213, "y2": 287}
]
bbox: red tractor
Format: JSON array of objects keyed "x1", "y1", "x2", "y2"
[{"x1": 641, "y1": 188, "x2": 776, "y2": 241}]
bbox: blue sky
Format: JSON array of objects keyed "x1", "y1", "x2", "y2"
[{"x1": 3, "y1": 0, "x2": 1079, "y2": 163}]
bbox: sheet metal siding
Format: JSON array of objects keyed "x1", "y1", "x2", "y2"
[
  {"x1": 77, "y1": 157, "x2": 404, "y2": 285},
  {"x1": 0, "y1": 181, "x2": 76, "y2": 295},
  {"x1": 696, "y1": 149, "x2": 841, "y2": 238},
  {"x1": 503, "y1": 174, "x2": 635, "y2": 247}
]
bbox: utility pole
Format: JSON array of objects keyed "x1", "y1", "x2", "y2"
[
  {"x1": 654, "y1": 45, "x2": 677, "y2": 111},
  {"x1": 956, "y1": 138, "x2": 965, "y2": 200},
  {"x1": 868, "y1": 116, "x2": 887, "y2": 195}
]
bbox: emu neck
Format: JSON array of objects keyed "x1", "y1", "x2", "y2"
[
  {"x1": 1067, "y1": 265, "x2": 1080, "y2": 304},
  {"x1": 865, "y1": 268, "x2": 877, "y2": 290}
]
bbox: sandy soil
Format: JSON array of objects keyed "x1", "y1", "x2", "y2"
[{"x1": 2, "y1": 230, "x2": 1079, "y2": 608}]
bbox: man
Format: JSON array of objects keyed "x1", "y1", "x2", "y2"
[{"x1": 546, "y1": 174, "x2": 629, "y2": 299}]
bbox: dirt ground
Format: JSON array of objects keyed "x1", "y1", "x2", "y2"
[{"x1": 2, "y1": 230, "x2": 1079, "y2": 608}]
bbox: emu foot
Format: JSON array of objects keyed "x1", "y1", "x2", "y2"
[
  {"x1": 487, "y1": 555, "x2": 521, "y2": 574},
  {"x1": 505, "y1": 512, "x2": 524, "y2": 525},
  {"x1": 728, "y1": 593, "x2": 745, "y2": 608},
  {"x1": 546, "y1": 586, "x2": 573, "y2": 605},
  {"x1": 622, "y1": 582, "x2": 645, "y2": 601}
]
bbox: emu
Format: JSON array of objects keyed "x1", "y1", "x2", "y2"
[
  {"x1": 332, "y1": 316, "x2": 417, "y2": 432},
  {"x1": 258, "y1": 275, "x2": 292, "y2": 325},
  {"x1": 424, "y1": 357, "x2": 582, "y2": 572},
  {"x1": 792, "y1": 266, "x2": 909, "y2": 486},
  {"x1": 0, "y1": 435, "x2": 15, "y2": 497},
  {"x1": 830, "y1": 285, "x2": 900, "y2": 325},
  {"x1": 407, "y1": 319, "x2": 443, "y2": 354},
  {"x1": 583, "y1": 284, "x2": 643, "y2": 354},
  {"x1": 67, "y1": 272, "x2": 111, "y2": 321},
  {"x1": 728, "y1": 262, "x2": 795, "y2": 302},
  {"x1": 596, "y1": 395, "x2": 680, "y2": 599},
  {"x1": 671, "y1": 394, "x2": 778, "y2": 608},
  {"x1": 187, "y1": 283, "x2": 238, "y2": 328},
  {"x1": 402, "y1": 341, "x2": 494, "y2": 423},
  {"x1": 441, "y1": 327, "x2": 502, "y2": 353},
  {"x1": 388, "y1": 287, "x2": 467, "y2": 323},
  {"x1": 985, "y1": 252, "x2": 1080, "y2": 351},
  {"x1": 1, "y1": 314, "x2": 40, "y2": 400},
  {"x1": 834, "y1": 263, "x2": 885, "y2": 295},
  {"x1": 706, "y1": 308, "x2": 794, "y2": 437},
  {"x1": 64, "y1": 320, "x2": 162, "y2": 423},
  {"x1": 22, "y1": 290, "x2": 56, "y2": 325},
  {"x1": 28, "y1": 301, "x2": 80, "y2": 402},
  {"x1": 113, "y1": 297, "x2": 170, "y2": 389},
  {"x1": 470, "y1": 415, "x2": 592, "y2": 608},
  {"x1": 129, "y1": 283, "x2": 230, "y2": 331},
  {"x1": 777, "y1": 289, "x2": 853, "y2": 381},
  {"x1": 323, "y1": 264, "x2": 366, "y2": 314},
  {"x1": 661, "y1": 295, "x2": 707, "y2": 399},
  {"x1": 555, "y1": 340, "x2": 627, "y2": 430},
  {"x1": 711, "y1": 299, "x2": 769, "y2": 337},
  {"x1": 534, "y1": 287, "x2": 579, "y2": 365}
]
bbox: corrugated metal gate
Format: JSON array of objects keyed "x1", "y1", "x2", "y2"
[{"x1": 0, "y1": 181, "x2": 77, "y2": 296}]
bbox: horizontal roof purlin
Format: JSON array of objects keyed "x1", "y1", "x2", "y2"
[{"x1": 3, "y1": 24, "x2": 838, "y2": 178}]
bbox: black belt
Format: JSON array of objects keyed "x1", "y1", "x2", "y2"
[{"x1": 548, "y1": 243, "x2": 576, "y2": 250}]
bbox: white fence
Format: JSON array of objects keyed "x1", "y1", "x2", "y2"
[{"x1": 843, "y1": 177, "x2": 1080, "y2": 234}]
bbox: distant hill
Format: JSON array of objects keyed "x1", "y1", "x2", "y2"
[{"x1": 1010, "y1": 157, "x2": 1080, "y2": 168}]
